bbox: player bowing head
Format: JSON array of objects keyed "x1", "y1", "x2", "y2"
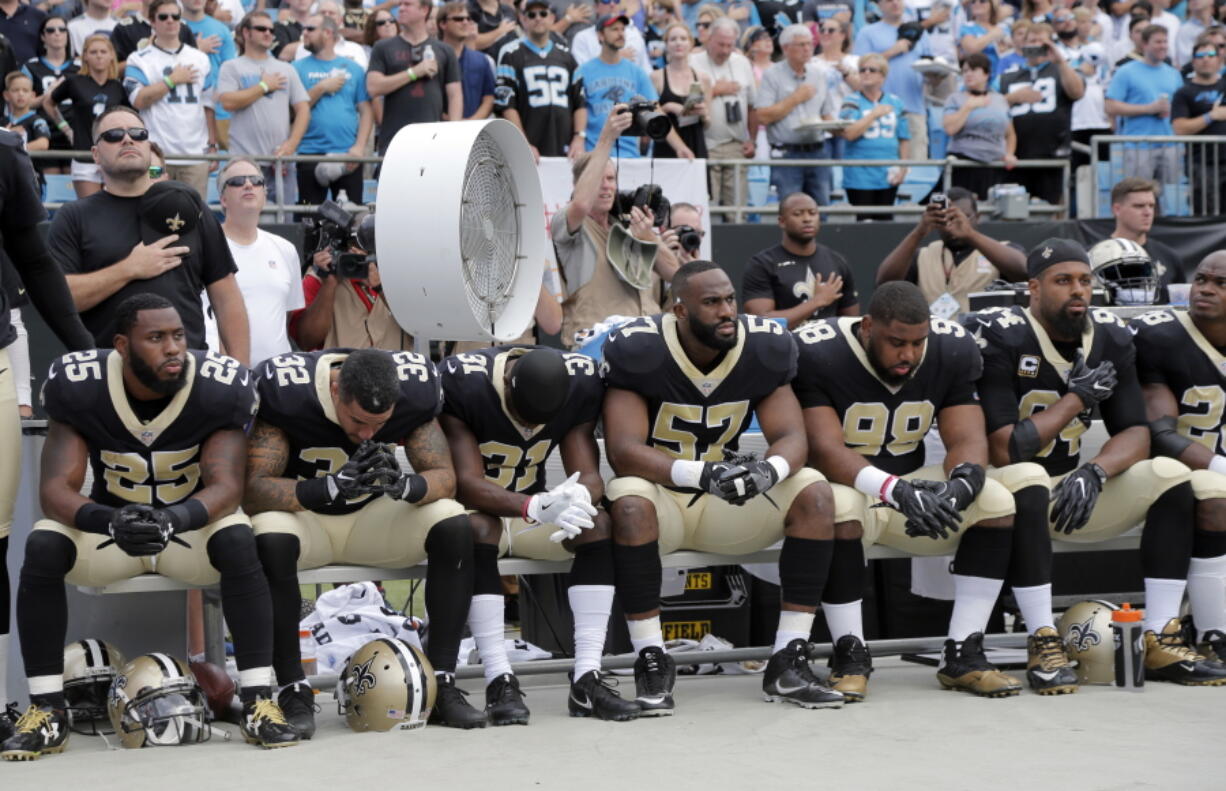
[
  {"x1": 858, "y1": 281, "x2": 930, "y2": 386},
  {"x1": 333, "y1": 349, "x2": 401, "y2": 444}
]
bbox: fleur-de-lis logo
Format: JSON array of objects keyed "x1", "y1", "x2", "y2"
[
  {"x1": 1041, "y1": 247, "x2": 1053, "y2": 259},
  {"x1": 1065, "y1": 617, "x2": 1102, "y2": 652},
  {"x1": 165, "y1": 213, "x2": 185, "y2": 232}
]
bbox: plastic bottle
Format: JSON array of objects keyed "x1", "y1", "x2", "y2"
[
  {"x1": 299, "y1": 628, "x2": 317, "y2": 676},
  {"x1": 1111, "y1": 603, "x2": 1144, "y2": 691}
]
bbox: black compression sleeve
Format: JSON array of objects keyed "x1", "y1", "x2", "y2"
[{"x1": 5, "y1": 224, "x2": 94, "y2": 351}]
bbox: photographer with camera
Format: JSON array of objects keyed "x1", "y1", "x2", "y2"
[
  {"x1": 552, "y1": 103, "x2": 681, "y2": 347},
  {"x1": 660, "y1": 202, "x2": 705, "y2": 266}
]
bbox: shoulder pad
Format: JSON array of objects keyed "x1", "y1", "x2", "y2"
[
  {"x1": 743, "y1": 315, "x2": 796, "y2": 376},
  {"x1": 601, "y1": 316, "x2": 667, "y2": 378},
  {"x1": 41, "y1": 350, "x2": 107, "y2": 422},
  {"x1": 970, "y1": 306, "x2": 1028, "y2": 347},
  {"x1": 1128, "y1": 308, "x2": 1178, "y2": 336}
]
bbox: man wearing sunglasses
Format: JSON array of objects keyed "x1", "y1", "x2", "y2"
[
  {"x1": 439, "y1": 1, "x2": 495, "y2": 119},
  {"x1": 1172, "y1": 33, "x2": 1226, "y2": 214},
  {"x1": 112, "y1": 0, "x2": 200, "y2": 66}
]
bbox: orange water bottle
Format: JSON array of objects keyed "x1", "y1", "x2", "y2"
[{"x1": 1111, "y1": 603, "x2": 1144, "y2": 691}]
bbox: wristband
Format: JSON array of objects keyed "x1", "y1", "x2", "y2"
[
  {"x1": 164, "y1": 75, "x2": 176, "y2": 90},
  {"x1": 74, "y1": 502, "x2": 116, "y2": 535},
  {"x1": 406, "y1": 67, "x2": 416, "y2": 81},
  {"x1": 670, "y1": 459, "x2": 704, "y2": 489},
  {"x1": 164, "y1": 499, "x2": 210, "y2": 532},
  {"x1": 766, "y1": 455, "x2": 791, "y2": 482},
  {"x1": 296, "y1": 476, "x2": 335, "y2": 512},
  {"x1": 853, "y1": 465, "x2": 898, "y2": 503},
  {"x1": 522, "y1": 494, "x2": 538, "y2": 524},
  {"x1": 259, "y1": 80, "x2": 270, "y2": 94},
  {"x1": 56, "y1": 119, "x2": 69, "y2": 131},
  {"x1": 1206, "y1": 112, "x2": 1214, "y2": 126},
  {"x1": 1211, "y1": 456, "x2": 1226, "y2": 477},
  {"x1": 401, "y1": 473, "x2": 429, "y2": 504}
]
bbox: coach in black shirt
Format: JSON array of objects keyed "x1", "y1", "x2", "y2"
[
  {"x1": 742, "y1": 191, "x2": 859, "y2": 328},
  {"x1": 46, "y1": 106, "x2": 251, "y2": 362}
]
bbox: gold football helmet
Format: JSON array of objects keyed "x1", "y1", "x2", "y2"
[
  {"x1": 336, "y1": 638, "x2": 436, "y2": 732},
  {"x1": 64, "y1": 639, "x2": 126, "y2": 733},
  {"x1": 107, "y1": 653, "x2": 212, "y2": 748},
  {"x1": 1057, "y1": 600, "x2": 1118, "y2": 684}
]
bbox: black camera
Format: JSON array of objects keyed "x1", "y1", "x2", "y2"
[
  {"x1": 613, "y1": 183, "x2": 670, "y2": 228},
  {"x1": 673, "y1": 224, "x2": 702, "y2": 254},
  {"x1": 618, "y1": 100, "x2": 672, "y2": 141},
  {"x1": 302, "y1": 200, "x2": 375, "y2": 280}
]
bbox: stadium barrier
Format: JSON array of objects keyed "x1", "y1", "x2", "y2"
[{"x1": 1088, "y1": 134, "x2": 1226, "y2": 218}]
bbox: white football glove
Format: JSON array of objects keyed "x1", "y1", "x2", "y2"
[{"x1": 525, "y1": 472, "x2": 598, "y2": 543}]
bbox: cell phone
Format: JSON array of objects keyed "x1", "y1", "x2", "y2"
[{"x1": 931, "y1": 193, "x2": 948, "y2": 209}]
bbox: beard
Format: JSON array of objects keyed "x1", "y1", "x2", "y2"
[
  {"x1": 305, "y1": 37, "x2": 320, "y2": 53},
  {"x1": 868, "y1": 349, "x2": 914, "y2": 386},
  {"x1": 129, "y1": 351, "x2": 188, "y2": 396},
  {"x1": 1043, "y1": 299, "x2": 1089, "y2": 339},
  {"x1": 688, "y1": 313, "x2": 738, "y2": 351},
  {"x1": 1057, "y1": 28, "x2": 1077, "y2": 40}
]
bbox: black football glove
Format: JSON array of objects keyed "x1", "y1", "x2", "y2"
[
  {"x1": 106, "y1": 504, "x2": 172, "y2": 557},
  {"x1": 1050, "y1": 462, "x2": 1106, "y2": 534},
  {"x1": 888, "y1": 478, "x2": 963, "y2": 540},
  {"x1": 1066, "y1": 351, "x2": 1117, "y2": 410},
  {"x1": 897, "y1": 21, "x2": 923, "y2": 46},
  {"x1": 379, "y1": 472, "x2": 429, "y2": 503},
  {"x1": 905, "y1": 463, "x2": 985, "y2": 518},
  {"x1": 714, "y1": 459, "x2": 780, "y2": 507},
  {"x1": 698, "y1": 460, "x2": 739, "y2": 500},
  {"x1": 332, "y1": 441, "x2": 396, "y2": 499}
]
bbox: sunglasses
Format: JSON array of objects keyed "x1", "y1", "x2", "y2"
[
  {"x1": 249, "y1": 23, "x2": 275, "y2": 33},
  {"x1": 149, "y1": 165, "x2": 164, "y2": 178},
  {"x1": 376, "y1": 17, "x2": 396, "y2": 24},
  {"x1": 859, "y1": 66, "x2": 881, "y2": 73},
  {"x1": 524, "y1": 9, "x2": 549, "y2": 17},
  {"x1": 1196, "y1": 50, "x2": 1220, "y2": 57},
  {"x1": 156, "y1": 12, "x2": 181, "y2": 21},
  {"x1": 820, "y1": 26, "x2": 841, "y2": 33},
  {"x1": 696, "y1": 21, "x2": 710, "y2": 28},
  {"x1": 44, "y1": 26, "x2": 68, "y2": 33},
  {"x1": 446, "y1": 14, "x2": 471, "y2": 21},
  {"x1": 95, "y1": 126, "x2": 149, "y2": 144},
  {"x1": 224, "y1": 174, "x2": 265, "y2": 188}
]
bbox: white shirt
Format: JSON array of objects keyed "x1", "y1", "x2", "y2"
[
  {"x1": 124, "y1": 43, "x2": 214, "y2": 164},
  {"x1": 571, "y1": 25, "x2": 653, "y2": 74},
  {"x1": 691, "y1": 49, "x2": 757, "y2": 146},
  {"x1": 68, "y1": 13, "x2": 118, "y2": 56},
  {"x1": 225, "y1": 228, "x2": 306, "y2": 366},
  {"x1": 295, "y1": 38, "x2": 370, "y2": 70}
]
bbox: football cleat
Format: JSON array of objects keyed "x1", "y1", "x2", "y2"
[
  {"x1": 937, "y1": 632, "x2": 1022, "y2": 698},
  {"x1": 0, "y1": 702, "x2": 19, "y2": 744},
  {"x1": 1197, "y1": 629, "x2": 1226, "y2": 664},
  {"x1": 826, "y1": 634, "x2": 872, "y2": 703},
  {"x1": 277, "y1": 681, "x2": 318, "y2": 740},
  {"x1": 1144, "y1": 619, "x2": 1226, "y2": 686},
  {"x1": 429, "y1": 674, "x2": 488, "y2": 729},
  {"x1": 239, "y1": 698, "x2": 300, "y2": 749},
  {"x1": 763, "y1": 638, "x2": 844, "y2": 709},
  {"x1": 633, "y1": 646, "x2": 676, "y2": 716},
  {"x1": 1026, "y1": 626, "x2": 1080, "y2": 695},
  {"x1": 568, "y1": 670, "x2": 641, "y2": 722},
  {"x1": 485, "y1": 673, "x2": 530, "y2": 726},
  {"x1": 0, "y1": 704, "x2": 70, "y2": 761}
]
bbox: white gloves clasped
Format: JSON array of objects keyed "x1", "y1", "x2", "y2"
[{"x1": 525, "y1": 472, "x2": 598, "y2": 543}]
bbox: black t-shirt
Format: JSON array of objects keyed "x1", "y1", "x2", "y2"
[
  {"x1": 110, "y1": 17, "x2": 196, "y2": 64},
  {"x1": 742, "y1": 242, "x2": 859, "y2": 318},
  {"x1": 1143, "y1": 236, "x2": 1185, "y2": 301},
  {"x1": 973, "y1": 304, "x2": 1146, "y2": 475},
  {"x1": 46, "y1": 189, "x2": 237, "y2": 349},
  {"x1": 368, "y1": 36, "x2": 461, "y2": 153},
  {"x1": 272, "y1": 20, "x2": 303, "y2": 59},
  {"x1": 440, "y1": 345, "x2": 603, "y2": 495},
  {"x1": 999, "y1": 61, "x2": 1076, "y2": 158},
  {"x1": 1172, "y1": 77, "x2": 1226, "y2": 155},
  {"x1": 22, "y1": 56, "x2": 75, "y2": 150},
  {"x1": 793, "y1": 316, "x2": 981, "y2": 476},
  {"x1": 0, "y1": 133, "x2": 47, "y2": 348},
  {"x1": 51, "y1": 75, "x2": 130, "y2": 163},
  {"x1": 467, "y1": 0, "x2": 517, "y2": 56},
  {"x1": 756, "y1": 0, "x2": 806, "y2": 38},
  {"x1": 493, "y1": 37, "x2": 584, "y2": 157}
]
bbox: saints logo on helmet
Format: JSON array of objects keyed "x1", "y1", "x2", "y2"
[
  {"x1": 107, "y1": 653, "x2": 212, "y2": 748},
  {"x1": 64, "y1": 639, "x2": 126, "y2": 734},
  {"x1": 1088, "y1": 239, "x2": 1160, "y2": 306},
  {"x1": 337, "y1": 638, "x2": 436, "y2": 732},
  {"x1": 1057, "y1": 600, "x2": 1118, "y2": 684}
]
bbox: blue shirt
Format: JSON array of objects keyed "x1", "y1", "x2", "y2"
[
  {"x1": 576, "y1": 57, "x2": 658, "y2": 158},
  {"x1": 294, "y1": 55, "x2": 370, "y2": 154},
  {"x1": 853, "y1": 21, "x2": 932, "y2": 113},
  {"x1": 1106, "y1": 59, "x2": 1184, "y2": 137},
  {"x1": 959, "y1": 22, "x2": 1003, "y2": 76},
  {"x1": 458, "y1": 46, "x2": 495, "y2": 119},
  {"x1": 839, "y1": 91, "x2": 909, "y2": 189},
  {"x1": 185, "y1": 16, "x2": 236, "y2": 120}
]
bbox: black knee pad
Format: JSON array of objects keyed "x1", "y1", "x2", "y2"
[
  {"x1": 425, "y1": 515, "x2": 473, "y2": 565},
  {"x1": 821, "y1": 538, "x2": 864, "y2": 605},
  {"x1": 20, "y1": 529, "x2": 76, "y2": 582},
  {"x1": 1007, "y1": 485, "x2": 1053, "y2": 588},
  {"x1": 952, "y1": 524, "x2": 1012, "y2": 580},
  {"x1": 255, "y1": 532, "x2": 301, "y2": 581},
  {"x1": 1143, "y1": 482, "x2": 1194, "y2": 580},
  {"x1": 473, "y1": 542, "x2": 502, "y2": 596},
  {"x1": 612, "y1": 541, "x2": 660, "y2": 615},
  {"x1": 1194, "y1": 527, "x2": 1226, "y2": 560},
  {"x1": 569, "y1": 538, "x2": 615, "y2": 588},
  {"x1": 206, "y1": 524, "x2": 262, "y2": 576},
  {"x1": 779, "y1": 536, "x2": 832, "y2": 607},
  {"x1": 17, "y1": 531, "x2": 75, "y2": 678}
]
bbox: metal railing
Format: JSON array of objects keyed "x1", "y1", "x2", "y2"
[{"x1": 1088, "y1": 134, "x2": 1226, "y2": 218}]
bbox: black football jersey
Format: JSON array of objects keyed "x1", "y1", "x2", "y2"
[
  {"x1": 440, "y1": 345, "x2": 603, "y2": 495},
  {"x1": 41, "y1": 349, "x2": 257, "y2": 509},
  {"x1": 974, "y1": 305, "x2": 1146, "y2": 476},
  {"x1": 254, "y1": 349, "x2": 442, "y2": 515},
  {"x1": 998, "y1": 61, "x2": 1075, "y2": 158},
  {"x1": 793, "y1": 316, "x2": 981, "y2": 476},
  {"x1": 493, "y1": 37, "x2": 584, "y2": 158},
  {"x1": 1132, "y1": 309, "x2": 1226, "y2": 456},
  {"x1": 601, "y1": 313, "x2": 797, "y2": 476}
]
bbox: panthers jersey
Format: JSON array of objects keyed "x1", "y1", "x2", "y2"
[
  {"x1": 1132, "y1": 309, "x2": 1226, "y2": 456},
  {"x1": 601, "y1": 313, "x2": 797, "y2": 476},
  {"x1": 440, "y1": 346, "x2": 603, "y2": 495},
  {"x1": 974, "y1": 305, "x2": 1146, "y2": 476},
  {"x1": 793, "y1": 316, "x2": 981, "y2": 475},
  {"x1": 254, "y1": 349, "x2": 441, "y2": 515},
  {"x1": 493, "y1": 37, "x2": 584, "y2": 158},
  {"x1": 41, "y1": 349, "x2": 257, "y2": 509}
]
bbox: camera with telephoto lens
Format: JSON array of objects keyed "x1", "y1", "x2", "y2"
[
  {"x1": 673, "y1": 225, "x2": 702, "y2": 254},
  {"x1": 613, "y1": 183, "x2": 671, "y2": 228},
  {"x1": 302, "y1": 200, "x2": 375, "y2": 280},
  {"x1": 618, "y1": 100, "x2": 672, "y2": 141}
]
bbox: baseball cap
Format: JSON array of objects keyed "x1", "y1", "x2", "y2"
[
  {"x1": 522, "y1": 0, "x2": 551, "y2": 9},
  {"x1": 1026, "y1": 238, "x2": 1090, "y2": 278},
  {"x1": 140, "y1": 180, "x2": 202, "y2": 245},
  {"x1": 596, "y1": 12, "x2": 630, "y2": 29}
]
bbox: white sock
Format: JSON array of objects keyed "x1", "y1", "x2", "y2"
[
  {"x1": 1143, "y1": 577, "x2": 1187, "y2": 634},
  {"x1": 569, "y1": 585, "x2": 614, "y2": 679},
  {"x1": 772, "y1": 610, "x2": 815, "y2": 653},
  {"x1": 948, "y1": 575, "x2": 1004, "y2": 642},
  {"x1": 238, "y1": 666, "x2": 273, "y2": 691},
  {"x1": 0, "y1": 633, "x2": 8, "y2": 702},
  {"x1": 27, "y1": 674, "x2": 63, "y2": 697},
  {"x1": 1012, "y1": 583, "x2": 1055, "y2": 632},
  {"x1": 467, "y1": 594, "x2": 512, "y2": 683},
  {"x1": 1187, "y1": 555, "x2": 1226, "y2": 635},
  {"x1": 627, "y1": 616, "x2": 664, "y2": 654},
  {"x1": 821, "y1": 601, "x2": 864, "y2": 641}
]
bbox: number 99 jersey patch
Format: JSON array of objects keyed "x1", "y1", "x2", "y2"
[
  {"x1": 41, "y1": 349, "x2": 257, "y2": 508},
  {"x1": 793, "y1": 316, "x2": 981, "y2": 475},
  {"x1": 601, "y1": 313, "x2": 797, "y2": 465}
]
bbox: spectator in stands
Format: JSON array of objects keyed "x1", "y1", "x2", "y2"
[
  {"x1": 0, "y1": 0, "x2": 46, "y2": 63},
  {"x1": 660, "y1": 200, "x2": 704, "y2": 265},
  {"x1": 218, "y1": 11, "x2": 310, "y2": 206},
  {"x1": 295, "y1": 2, "x2": 369, "y2": 68},
  {"x1": 68, "y1": 0, "x2": 117, "y2": 56},
  {"x1": 148, "y1": 138, "x2": 167, "y2": 178},
  {"x1": 876, "y1": 186, "x2": 1026, "y2": 316},
  {"x1": 758, "y1": 24, "x2": 836, "y2": 206},
  {"x1": 111, "y1": 0, "x2": 198, "y2": 65},
  {"x1": 47, "y1": 106, "x2": 250, "y2": 358},
  {"x1": 693, "y1": 4, "x2": 724, "y2": 49},
  {"x1": 959, "y1": 0, "x2": 1007, "y2": 75},
  {"x1": 1172, "y1": 34, "x2": 1226, "y2": 214},
  {"x1": 854, "y1": 0, "x2": 932, "y2": 158},
  {"x1": 1148, "y1": 0, "x2": 1180, "y2": 54},
  {"x1": 469, "y1": 0, "x2": 517, "y2": 55},
  {"x1": 364, "y1": 7, "x2": 400, "y2": 54},
  {"x1": 1108, "y1": 176, "x2": 1185, "y2": 292},
  {"x1": 272, "y1": 0, "x2": 312, "y2": 61},
  {"x1": 22, "y1": 15, "x2": 74, "y2": 175},
  {"x1": 803, "y1": 0, "x2": 853, "y2": 26},
  {"x1": 1021, "y1": 0, "x2": 1054, "y2": 23},
  {"x1": 814, "y1": 17, "x2": 859, "y2": 121},
  {"x1": 124, "y1": 0, "x2": 217, "y2": 197},
  {"x1": 217, "y1": 157, "x2": 306, "y2": 365},
  {"x1": 494, "y1": 0, "x2": 585, "y2": 159},
  {"x1": 651, "y1": 22, "x2": 709, "y2": 158},
  {"x1": 1112, "y1": 14, "x2": 1152, "y2": 70},
  {"x1": 943, "y1": 52, "x2": 1014, "y2": 199},
  {"x1": 703, "y1": 0, "x2": 760, "y2": 32},
  {"x1": 644, "y1": 0, "x2": 678, "y2": 69},
  {"x1": 1178, "y1": 0, "x2": 1216, "y2": 66},
  {"x1": 366, "y1": 0, "x2": 462, "y2": 154},
  {"x1": 182, "y1": 0, "x2": 236, "y2": 146},
  {"x1": 743, "y1": 191, "x2": 858, "y2": 326},
  {"x1": 572, "y1": 0, "x2": 653, "y2": 71},
  {"x1": 753, "y1": 0, "x2": 803, "y2": 40},
  {"x1": 1105, "y1": 25, "x2": 1182, "y2": 190},
  {"x1": 4, "y1": 72, "x2": 51, "y2": 170},
  {"x1": 692, "y1": 16, "x2": 755, "y2": 220},
  {"x1": 294, "y1": 14, "x2": 371, "y2": 205},
  {"x1": 1068, "y1": 8, "x2": 1112, "y2": 175},
  {"x1": 341, "y1": 0, "x2": 368, "y2": 44},
  {"x1": 839, "y1": 53, "x2": 909, "y2": 220},
  {"x1": 743, "y1": 24, "x2": 772, "y2": 82},
  {"x1": 439, "y1": 1, "x2": 494, "y2": 119},
  {"x1": 44, "y1": 33, "x2": 127, "y2": 197},
  {"x1": 995, "y1": 19, "x2": 1031, "y2": 76}
]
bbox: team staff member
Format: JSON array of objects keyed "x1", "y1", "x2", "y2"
[
  {"x1": 1107, "y1": 177, "x2": 1185, "y2": 301},
  {"x1": 47, "y1": 106, "x2": 251, "y2": 363},
  {"x1": 0, "y1": 129, "x2": 94, "y2": 745},
  {"x1": 742, "y1": 192, "x2": 858, "y2": 329}
]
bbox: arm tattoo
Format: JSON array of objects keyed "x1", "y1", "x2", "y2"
[
  {"x1": 243, "y1": 419, "x2": 305, "y2": 514},
  {"x1": 405, "y1": 419, "x2": 454, "y2": 473},
  {"x1": 195, "y1": 428, "x2": 247, "y2": 517}
]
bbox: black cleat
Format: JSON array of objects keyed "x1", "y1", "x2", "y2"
[
  {"x1": 763, "y1": 639, "x2": 844, "y2": 709},
  {"x1": 485, "y1": 673, "x2": 530, "y2": 726},
  {"x1": 569, "y1": 671, "x2": 641, "y2": 722},
  {"x1": 633, "y1": 646, "x2": 676, "y2": 716},
  {"x1": 827, "y1": 635, "x2": 872, "y2": 703},
  {"x1": 277, "y1": 681, "x2": 318, "y2": 740},
  {"x1": 1, "y1": 704, "x2": 70, "y2": 761},
  {"x1": 1145, "y1": 619, "x2": 1226, "y2": 686},
  {"x1": 0, "y1": 703, "x2": 19, "y2": 744},
  {"x1": 937, "y1": 632, "x2": 1022, "y2": 698},
  {"x1": 429, "y1": 674, "x2": 488, "y2": 729},
  {"x1": 1198, "y1": 629, "x2": 1226, "y2": 664},
  {"x1": 1026, "y1": 626, "x2": 1079, "y2": 695},
  {"x1": 240, "y1": 697, "x2": 300, "y2": 749}
]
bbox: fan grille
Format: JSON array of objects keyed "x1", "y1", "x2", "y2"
[{"x1": 459, "y1": 130, "x2": 521, "y2": 331}]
